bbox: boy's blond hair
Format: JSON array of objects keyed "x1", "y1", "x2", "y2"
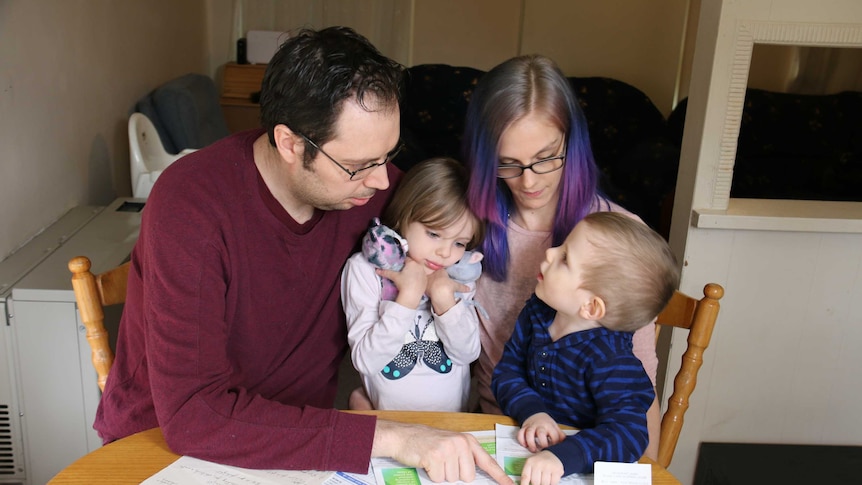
[{"x1": 579, "y1": 212, "x2": 679, "y2": 331}]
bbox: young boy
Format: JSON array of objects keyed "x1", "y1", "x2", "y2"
[{"x1": 492, "y1": 211, "x2": 679, "y2": 483}]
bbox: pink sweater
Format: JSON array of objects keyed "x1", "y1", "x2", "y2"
[{"x1": 94, "y1": 129, "x2": 399, "y2": 472}]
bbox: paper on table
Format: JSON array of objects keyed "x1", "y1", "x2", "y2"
[
  {"x1": 593, "y1": 461, "x2": 650, "y2": 485},
  {"x1": 140, "y1": 455, "x2": 335, "y2": 485},
  {"x1": 370, "y1": 430, "x2": 498, "y2": 485},
  {"x1": 325, "y1": 465, "x2": 377, "y2": 485},
  {"x1": 494, "y1": 423, "x2": 593, "y2": 485}
]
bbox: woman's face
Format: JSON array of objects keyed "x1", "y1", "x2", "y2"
[{"x1": 497, "y1": 112, "x2": 566, "y2": 216}]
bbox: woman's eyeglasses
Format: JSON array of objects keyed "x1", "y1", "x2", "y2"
[{"x1": 496, "y1": 151, "x2": 566, "y2": 179}]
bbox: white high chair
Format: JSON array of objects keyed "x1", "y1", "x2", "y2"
[{"x1": 128, "y1": 112, "x2": 196, "y2": 198}]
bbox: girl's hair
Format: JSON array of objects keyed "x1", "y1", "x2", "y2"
[
  {"x1": 463, "y1": 54, "x2": 608, "y2": 281},
  {"x1": 579, "y1": 212, "x2": 679, "y2": 331},
  {"x1": 383, "y1": 157, "x2": 485, "y2": 250}
]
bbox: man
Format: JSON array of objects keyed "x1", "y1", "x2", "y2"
[{"x1": 95, "y1": 26, "x2": 510, "y2": 484}]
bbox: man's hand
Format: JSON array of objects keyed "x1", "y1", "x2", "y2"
[{"x1": 372, "y1": 420, "x2": 514, "y2": 484}]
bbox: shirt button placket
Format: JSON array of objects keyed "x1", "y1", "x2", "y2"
[{"x1": 537, "y1": 350, "x2": 549, "y2": 388}]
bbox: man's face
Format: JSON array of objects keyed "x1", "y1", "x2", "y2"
[{"x1": 290, "y1": 98, "x2": 400, "y2": 211}]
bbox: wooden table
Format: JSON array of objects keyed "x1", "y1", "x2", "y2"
[{"x1": 49, "y1": 410, "x2": 681, "y2": 484}]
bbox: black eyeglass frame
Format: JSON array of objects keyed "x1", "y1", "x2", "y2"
[
  {"x1": 496, "y1": 152, "x2": 567, "y2": 179},
  {"x1": 298, "y1": 133, "x2": 403, "y2": 181}
]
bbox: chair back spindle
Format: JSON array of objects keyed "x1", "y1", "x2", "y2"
[
  {"x1": 655, "y1": 283, "x2": 723, "y2": 468},
  {"x1": 68, "y1": 256, "x2": 130, "y2": 392}
]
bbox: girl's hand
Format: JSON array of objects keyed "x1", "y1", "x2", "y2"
[
  {"x1": 518, "y1": 413, "x2": 567, "y2": 453},
  {"x1": 426, "y1": 269, "x2": 469, "y2": 315},
  {"x1": 378, "y1": 257, "x2": 426, "y2": 309},
  {"x1": 520, "y1": 451, "x2": 564, "y2": 485}
]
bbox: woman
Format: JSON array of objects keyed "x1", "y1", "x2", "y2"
[{"x1": 463, "y1": 54, "x2": 661, "y2": 459}]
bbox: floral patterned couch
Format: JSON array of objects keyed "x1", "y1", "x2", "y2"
[
  {"x1": 395, "y1": 64, "x2": 681, "y2": 236},
  {"x1": 667, "y1": 88, "x2": 862, "y2": 202}
]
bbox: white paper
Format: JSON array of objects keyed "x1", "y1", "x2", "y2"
[
  {"x1": 140, "y1": 455, "x2": 335, "y2": 485},
  {"x1": 494, "y1": 424, "x2": 592, "y2": 485},
  {"x1": 593, "y1": 461, "x2": 650, "y2": 485},
  {"x1": 324, "y1": 465, "x2": 377, "y2": 485},
  {"x1": 141, "y1": 428, "x2": 644, "y2": 485}
]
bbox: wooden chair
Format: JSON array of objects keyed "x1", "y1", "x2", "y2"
[
  {"x1": 68, "y1": 256, "x2": 131, "y2": 391},
  {"x1": 655, "y1": 282, "x2": 724, "y2": 468}
]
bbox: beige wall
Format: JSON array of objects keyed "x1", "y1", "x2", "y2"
[
  {"x1": 207, "y1": 1, "x2": 690, "y2": 114},
  {"x1": 410, "y1": 0, "x2": 522, "y2": 68},
  {"x1": 0, "y1": 0, "x2": 209, "y2": 261},
  {"x1": 521, "y1": 0, "x2": 689, "y2": 115},
  {"x1": 410, "y1": 0, "x2": 690, "y2": 115},
  {"x1": 205, "y1": 0, "x2": 412, "y2": 74}
]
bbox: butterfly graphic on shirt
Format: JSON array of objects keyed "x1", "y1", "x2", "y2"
[{"x1": 381, "y1": 314, "x2": 452, "y2": 380}]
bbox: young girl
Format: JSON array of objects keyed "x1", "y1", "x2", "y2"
[{"x1": 341, "y1": 157, "x2": 485, "y2": 411}]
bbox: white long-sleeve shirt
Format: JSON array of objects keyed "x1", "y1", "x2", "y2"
[{"x1": 341, "y1": 252, "x2": 481, "y2": 411}]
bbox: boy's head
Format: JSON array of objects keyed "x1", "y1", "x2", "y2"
[{"x1": 536, "y1": 212, "x2": 679, "y2": 332}]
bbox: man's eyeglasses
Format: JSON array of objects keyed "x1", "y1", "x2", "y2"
[
  {"x1": 298, "y1": 133, "x2": 403, "y2": 181},
  {"x1": 496, "y1": 151, "x2": 566, "y2": 179}
]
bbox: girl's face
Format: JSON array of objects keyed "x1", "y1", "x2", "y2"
[
  {"x1": 402, "y1": 213, "x2": 475, "y2": 275},
  {"x1": 497, "y1": 112, "x2": 566, "y2": 216}
]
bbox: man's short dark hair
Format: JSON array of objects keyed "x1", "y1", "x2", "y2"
[{"x1": 259, "y1": 26, "x2": 403, "y2": 162}]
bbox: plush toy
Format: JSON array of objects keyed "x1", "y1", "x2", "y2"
[
  {"x1": 361, "y1": 218, "x2": 408, "y2": 301},
  {"x1": 447, "y1": 250, "x2": 484, "y2": 286},
  {"x1": 447, "y1": 250, "x2": 488, "y2": 319},
  {"x1": 361, "y1": 217, "x2": 485, "y2": 309}
]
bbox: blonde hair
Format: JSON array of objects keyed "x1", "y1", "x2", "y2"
[
  {"x1": 383, "y1": 157, "x2": 485, "y2": 249},
  {"x1": 579, "y1": 212, "x2": 679, "y2": 331}
]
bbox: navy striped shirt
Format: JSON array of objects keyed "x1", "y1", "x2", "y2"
[{"x1": 492, "y1": 295, "x2": 654, "y2": 475}]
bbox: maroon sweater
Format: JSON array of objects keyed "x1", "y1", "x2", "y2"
[{"x1": 94, "y1": 129, "x2": 400, "y2": 472}]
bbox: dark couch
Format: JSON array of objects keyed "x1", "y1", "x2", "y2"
[
  {"x1": 667, "y1": 88, "x2": 862, "y2": 203},
  {"x1": 396, "y1": 64, "x2": 680, "y2": 235}
]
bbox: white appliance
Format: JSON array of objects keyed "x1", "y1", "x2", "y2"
[
  {"x1": 0, "y1": 198, "x2": 144, "y2": 485},
  {"x1": 247, "y1": 30, "x2": 288, "y2": 64}
]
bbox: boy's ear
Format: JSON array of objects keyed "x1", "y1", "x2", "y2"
[{"x1": 579, "y1": 294, "x2": 606, "y2": 321}]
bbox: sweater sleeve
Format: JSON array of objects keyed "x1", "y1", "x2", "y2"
[
  {"x1": 136, "y1": 157, "x2": 378, "y2": 473},
  {"x1": 342, "y1": 253, "x2": 420, "y2": 375},
  {"x1": 547, "y1": 354, "x2": 655, "y2": 475}
]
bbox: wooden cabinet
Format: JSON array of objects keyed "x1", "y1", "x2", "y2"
[{"x1": 220, "y1": 62, "x2": 266, "y2": 132}]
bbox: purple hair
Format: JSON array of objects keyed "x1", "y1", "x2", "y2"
[{"x1": 463, "y1": 55, "x2": 608, "y2": 281}]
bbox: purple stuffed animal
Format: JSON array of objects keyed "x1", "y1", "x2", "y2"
[{"x1": 361, "y1": 218, "x2": 408, "y2": 300}]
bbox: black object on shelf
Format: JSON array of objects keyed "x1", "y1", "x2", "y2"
[{"x1": 237, "y1": 38, "x2": 248, "y2": 65}]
